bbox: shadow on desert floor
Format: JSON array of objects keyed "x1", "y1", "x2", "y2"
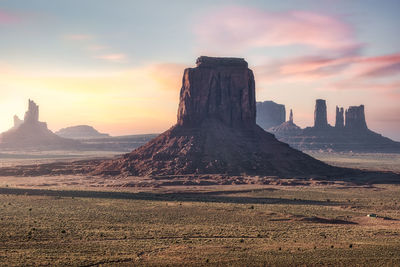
[{"x1": 0, "y1": 187, "x2": 340, "y2": 206}]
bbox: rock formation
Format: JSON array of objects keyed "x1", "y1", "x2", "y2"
[
  {"x1": 94, "y1": 56, "x2": 337, "y2": 177},
  {"x1": 13, "y1": 115, "x2": 23, "y2": 128},
  {"x1": 272, "y1": 100, "x2": 400, "y2": 153},
  {"x1": 289, "y1": 109, "x2": 293, "y2": 123},
  {"x1": 0, "y1": 99, "x2": 80, "y2": 150},
  {"x1": 314, "y1": 99, "x2": 328, "y2": 128},
  {"x1": 256, "y1": 101, "x2": 286, "y2": 130},
  {"x1": 345, "y1": 105, "x2": 367, "y2": 130},
  {"x1": 56, "y1": 125, "x2": 110, "y2": 139},
  {"x1": 269, "y1": 109, "x2": 302, "y2": 137},
  {"x1": 335, "y1": 106, "x2": 344, "y2": 128}
]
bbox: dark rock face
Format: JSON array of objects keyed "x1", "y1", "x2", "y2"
[
  {"x1": 314, "y1": 99, "x2": 328, "y2": 128},
  {"x1": 56, "y1": 125, "x2": 110, "y2": 139},
  {"x1": 177, "y1": 56, "x2": 255, "y2": 128},
  {"x1": 345, "y1": 105, "x2": 367, "y2": 130},
  {"x1": 94, "y1": 56, "x2": 336, "y2": 177},
  {"x1": 256, "y1": 101, "x2": 286, "y2": 130},
  {"x1": 335, "y1": 106, "x2": 344, "y2": 128},
  {"x1": 289, "y1": 109, "x2": 293, "y2": 123},
  {"x1": 0, "y1": 100, "x2": 80, "y2": 150}
]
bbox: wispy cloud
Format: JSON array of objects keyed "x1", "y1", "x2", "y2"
[
  {"x1": 95, "y1": 53, "x2": 127, "y2": 63},
  {"x1": 0, "y1": 9, "x2": 21, "y2": 24},
  {"x1": 195, "y1": 6, "x2": 359, "y2": 53}
]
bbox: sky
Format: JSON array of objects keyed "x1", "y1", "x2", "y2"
[{"x1": 0, "y1": 0, "x2": 399, "y2": 140}]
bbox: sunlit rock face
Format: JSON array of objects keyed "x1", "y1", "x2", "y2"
[
  {"x1": 93, "y1": 56, "x2": 337, "y2": 177},
  {"x1": 177, "y1": 56, "x2": 256, "y2": 128},
  {"x1": 0, "y1": 99, "x2": 79, "y2": 150}
]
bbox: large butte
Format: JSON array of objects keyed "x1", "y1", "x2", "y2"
[{"x1": 94, "y1": 56, "x2": 339, "y2": 177}]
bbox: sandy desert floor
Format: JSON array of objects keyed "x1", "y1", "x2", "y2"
[{"x1": 0, "y1": 151, "x2": 399, "y2": 266}]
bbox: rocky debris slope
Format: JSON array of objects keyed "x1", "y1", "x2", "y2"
[
  {"x1": 93, "y1": 56, "x2": 341, "y2": 177},
  {"x1": 0, "y1": 100, "x2": 80, "y2": 150},
  {"x1": 56, "y1": 125, "x2": 110, "y2": 139}
]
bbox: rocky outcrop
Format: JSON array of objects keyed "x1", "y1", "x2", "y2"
[
  {"x1": 256, "y1": 101, "x2": 286, "y2": 130},
  {"x1": 93, "y1": 56, "x2": 338, "y2": 177},
  {"x1": 272, "y1": 100, "x2": 400, "y2": 153},
  {"x1": 314, "y1": 99, "x2": 328, "y2": 128},
  {"x1": 0, "y1": 99, "x2": 80, "y2": 150},
  {"x1": 56, "y1": 125, "x2": 110, "y2": 139},
  {"x1": 269, "y1": 109, "x2": 301, "y2": 137},
  {"x1": 335, "y1": 106, "x2": 344, "y2": 128},
  {"x1": 345, "y1": 105, "x2": 367, "y2": 130},
  {"x1": 177, "y1": 56, "x2": 255, "y2": 128}
]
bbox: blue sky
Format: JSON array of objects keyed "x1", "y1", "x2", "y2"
[{"x1": 0, "y1": 0, "x2": 399, "y2": 139}]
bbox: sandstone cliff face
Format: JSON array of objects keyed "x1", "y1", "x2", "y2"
[
  {"x1": 345, "y1": 105, "x2": 368, "y2": 130},
  {"x1": 256, "y1": 101, "x2": 286, "y2": 130},
  {"x1": 93, "y1": 56, "x2": 337, "y2": 177},
  {"x1": 314, "y1": 99, "x2": 328, "y2": 128},
  {"x1": 177, "y1": 56, "x2": 255, "y2": 128}
]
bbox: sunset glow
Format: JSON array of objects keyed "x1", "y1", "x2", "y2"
[{"x1": 0, "y1": 1, "x2": 399, "y2": 139}]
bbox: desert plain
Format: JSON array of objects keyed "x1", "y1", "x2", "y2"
[{"x1": 0, "y1": 151, "x2": 399, "y2": 266}]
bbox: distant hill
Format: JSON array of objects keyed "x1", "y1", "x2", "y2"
[{"x1": 56, "y1": 125, "x2": 110, "y2": 139}]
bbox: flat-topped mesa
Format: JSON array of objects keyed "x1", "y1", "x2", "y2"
[
  {"x1": 196, "y1": 56, "x2": 248, "y2": 68},
  {"x1": 314, "y1": 99, "x2": 328, "y2": 128},
  {"x1": 345, "y1": 105, "x2": 368, "y2": 130},
  {"x1": 335, "y1": 106, "x2": 344, "y2": 128},
  {"x1": 24, "y1": 99, "x2": 39, "y2": 123},
  {"x1": 178, "y1": 56, "x2": 256, "y2": 128}
]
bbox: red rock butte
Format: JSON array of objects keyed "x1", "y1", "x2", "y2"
[{"x1": 94, "y1": 56, "x2": 338, "y2": 177}]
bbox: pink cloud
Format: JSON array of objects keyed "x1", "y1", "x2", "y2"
[
  {"x1": 195, "y1": 6, "x2": 358, "y2": 52},
  {"x1": 0, "y1": 9, "x2": 20, "y2": 24},
  {"x1": 95, "y1": 54, "x2": 126, "y2": 62},
  {"x1": 254, "y1": 51, "x2": 400, "y2": 83}
]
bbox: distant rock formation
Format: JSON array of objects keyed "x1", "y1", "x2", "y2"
[
  {"x1": 270, "y1": 99, "x2": 400, "y2": 153},
  {"x1": 13, "y1": 115, "x2": 23, "y2": 129},
  {"x1": 56, "y1": 125, "x2": 110, "y2": 139},
  {"x1": 0, "y1": 99, "x2": 80, "y2": 150},
  {"x1": 93, "y1": 56, "x2": 337, "y2": 177},
  {"x1": 335, "y1": 106, "x2": 344, "y2": 128},
  {"x1": 269, "y1": 109, "x2": 302, "y2": 137},
  {"x1": 314, "y1": 99, "x2": 328, "y2": 128},
  {"x1": 256, "y1": 101, "x2": 286, "y2": 130},
  {"x1": 345, "y1": 105, "x2": 368, "y2": 130}
]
